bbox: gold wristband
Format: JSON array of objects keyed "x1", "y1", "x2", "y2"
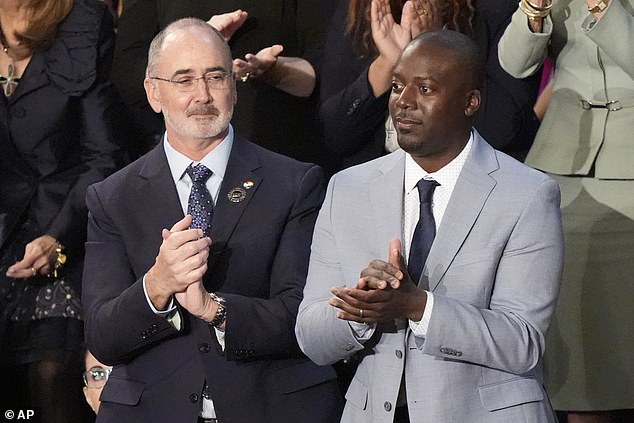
[
  {"x1": 587, "y1": 0, "x2": 608, "y2": 13},
  {"x1": 519, "y1": 0, "x2": 552, "y2": 19}
]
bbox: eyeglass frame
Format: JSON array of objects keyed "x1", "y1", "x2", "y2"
[
  {"x1": 83, "y1": 365, "x2": 112, "y2": 389},
  {"x1": 149, "y1": 71, "x2": 234, "y2": 92}
]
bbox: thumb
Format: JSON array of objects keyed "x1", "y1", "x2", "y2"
[
  {"x1": 170, "y1": 215, "x2": 193, "y2": 232},
  {"x1": 388, "y1": 239, "x2": 405, "y2": 270},
  {"x1": 269, "y1": 44, "x2": 284, "y2": 57}
]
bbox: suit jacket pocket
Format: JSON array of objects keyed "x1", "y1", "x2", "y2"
[
  {"x1": 99, "y1": 376, "x2": 145, "y2": 406},
  {"x1": 478, "y1": 378, "x2": 544, "y2": 411},
  {"x1": 271, "y1": 360, "x2": 337, "y2": 394},
  {"x1": 345, "y1": 377, "x2": 368, "y2": 410}
]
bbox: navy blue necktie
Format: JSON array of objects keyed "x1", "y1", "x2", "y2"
[
  {"x1": 186, "y1": 164, "x2": 214, "y2": 236},
  {"x1": 408, "y1": 179, "x2": 439, "y2": 284}
]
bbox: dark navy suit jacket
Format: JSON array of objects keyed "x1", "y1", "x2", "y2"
[{"x1": 82, "y1": 136, "x2": 342, "y2": 422}]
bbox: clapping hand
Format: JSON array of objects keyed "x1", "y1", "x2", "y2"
[
  {"x1": 207, "y1": 9, "x2": 248, "y2": 41},
  {"x1": 329, "y1": 239, "x2": 427, "y2": 324}
]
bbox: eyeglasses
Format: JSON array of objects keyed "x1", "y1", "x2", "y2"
[
  {"x1": 150, "y1": 72, "x2": 233, "y2": 92},
  {"x1": 83, "y1": 366, "x2": 111, "y2": 389}
]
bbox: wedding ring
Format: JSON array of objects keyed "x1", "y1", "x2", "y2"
[
  {"x1": 359, "y1": 309, "x2": 364, "y2": 318},
  {"x1": 31, "y1": 267, "x2": 37, "y2": 276},
  {"x1": 240, "y1": 72, "x2": 250, "y2": 83}
]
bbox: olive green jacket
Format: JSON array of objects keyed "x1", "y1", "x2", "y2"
[{"x1": 499, "y1": 0, "x2": 634, "y2": 178}]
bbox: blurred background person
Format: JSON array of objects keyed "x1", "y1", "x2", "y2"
[
  {"x1": 0, "y1": 0, "x2": 127, "y2": 420},
  {"x1": 82, "y1": 350, "x2": 112, "y2": 414},
  {"x1": 111, "y1": 0, "x2": 334, "y2": 172},
  {"x1": 499, "y1": 1, "x2": 634, "y2": 422},
  {"x1": 319, "y1": 0, "x2": 542, "y2": 171}
]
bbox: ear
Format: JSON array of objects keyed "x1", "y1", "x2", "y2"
[
  {"x1": 464, "y1": 89, "x2": 481, "y2": 117},
  {"x1": 144, "y1": 78, "x2": 163, "y2": 113}
]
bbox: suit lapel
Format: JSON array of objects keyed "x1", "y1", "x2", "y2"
[
  {"x1": 135, "y1": 143, "x2": 184, "y2": 237},
  {"x1": 208, "y1": 136, "x2": 261, "y2": 270},
  {"x1": 427, "y1": 134, "x2": 499, "y2": 292},
  {"x1": 370, "y1": 151, "x2": 405, "y2": 260}
]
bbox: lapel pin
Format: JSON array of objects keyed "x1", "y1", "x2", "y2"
[
  {"x1": 227, "y1": 187, "x2": 247, "y2": 203},
  {"x1": 243, "y1": 180, "x2": 255, "y2": 190}
]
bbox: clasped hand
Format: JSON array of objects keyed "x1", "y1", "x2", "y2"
[
  {"x1": 146, "y1": 215, "x2": 215, "y2": 319},
  {"x1": 329, "y1": 239, "x2": 427, "y2": 324}
]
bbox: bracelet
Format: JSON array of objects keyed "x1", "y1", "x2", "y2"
[
  {"x1": 208, "y1": 292, "x2": 227, "y2": 327},
  {"x1": 51, "y1": 242, "x2": 66, "y2": 279},
  {"x1": 519, "y1": 0, "x2": 552, "y2": 20},
  {"x1": 587, "y1": 0, "x2": 608, "y2": 13}
]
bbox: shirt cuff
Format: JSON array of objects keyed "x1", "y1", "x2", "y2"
[
  {"x1": 142, "y1": 274, "x2": 181, "y2": 329},
  {"x1": 349, "y1": 321, "x2": 376, "y2": 340},
  {"x1": 409, "y1": 291, "x2": 434, "y2": 338}
]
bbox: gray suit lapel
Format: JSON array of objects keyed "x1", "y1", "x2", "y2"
[
  {"x1": 426, "y1": 134, "x2": 499, "y2": 292},
  {"x1": 370, "y1": 151, "x2": 405, "y2": 262}
]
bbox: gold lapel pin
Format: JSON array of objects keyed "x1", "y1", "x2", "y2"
[
  {"x1": 243, "y1": 180, "x2": 255, "y2": 190},
  {"x1": 227, "y1": 187, "x2": 247, "y2": 203}
]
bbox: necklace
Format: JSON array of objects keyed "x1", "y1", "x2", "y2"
[{"x1": 0, "y1": 26, "x2": 20, "y2": 96}]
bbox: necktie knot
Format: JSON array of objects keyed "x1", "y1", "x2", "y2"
[
  {"x1": 186, "y1": 164, "x2": 213, "y2": 184},
  {"x1": 416, "y1": 178, "x2": 439, "y2": 204}
]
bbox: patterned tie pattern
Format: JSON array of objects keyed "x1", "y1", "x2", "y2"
[
  {"x1": 185, "y1": 164, "x2": 214, "y2": 236},
  {"x1": 408, "y1": 179, "x2": 440, "y2": 285}
]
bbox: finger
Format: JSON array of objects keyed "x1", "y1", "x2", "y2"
[
  {"x1": 268, "y1": 44, "x2": 283, "y2": 58},
  {"x1": 358, "y1": 268, "x2": 398, "y2": 288},
  {"x1": 365, "y1": 258, "x2": 403, "y2": 282},
  {"x1": 162, "y1": 228, "x2": 207, "y2": 251},
  {"x1": 357, "y1": 276, "x2": 388, "y2": 290},
  {"x1": 170, "y1": 215, "x2": 193, "y2": 233}
]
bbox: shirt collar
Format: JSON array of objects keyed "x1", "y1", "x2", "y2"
[
  {"x1": 163, "y1": 125, "x2": 234, "y2": 184},
  {"x1": 405, "y1": 131, "x2": 474, "y2": 193}
]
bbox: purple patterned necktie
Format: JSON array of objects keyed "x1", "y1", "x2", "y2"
[
  {"x1": 185, "y1": 164, "x2": 214, "y2": 236},
  {"x1": 408, "y1": 178, "x2": 439, "y2": 285}
]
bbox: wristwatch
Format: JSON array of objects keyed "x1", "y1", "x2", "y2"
[
  {"x1": 587, "y1": 0, "x2": 608, "y2": 13},
  {"x1": 208, "y1": 292, "x2": 227, "y2": 327}
]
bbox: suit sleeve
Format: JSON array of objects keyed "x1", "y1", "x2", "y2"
[
  {"x1": 498, "y1": 8, "x2": 551, "y2": 79},
  {"x1": 421, "y1": 178, "x2": 564, "y2": 374},
  {"x1": 585, "y1": 0, "x2": 634, "y2": 79},
  {"x1": 222, "y1": 165, "x2": 327, "y2": 360},
  {"x1": 295, "y1": 174, "x2": 368, "y2": 366},
  {"x1": 82, "y1": 184, "x2": 178, "y2": 366}
]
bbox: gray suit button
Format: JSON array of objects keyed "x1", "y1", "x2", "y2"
[
  {"x1": 189, "y1": 393, "x2": 199, "y2": 403},
  {"x1": 384, "y1": 401, "x2": 392, "y2": 411},
  {"x1": 395, "y1": 350, "x2": 403, "y2": 359}
]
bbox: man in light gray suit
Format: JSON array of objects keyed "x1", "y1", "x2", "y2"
[{"x1": 295, "y1": 30, "x2": 564, "y2": 423}]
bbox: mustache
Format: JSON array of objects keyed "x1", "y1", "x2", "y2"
[{"x1": 186, "y1": 105, "x2": 219, "y2": 117}]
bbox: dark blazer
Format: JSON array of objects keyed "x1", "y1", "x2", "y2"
[
  {"x1": 319, "y1": 0, "x2": 541, "y2": 170},
  {"x1": 0, "y1": 0, "x2": 127, "y2": 287},
  {"x1": 112, "y1": 0, "x2": 333, "y2": 170},
  {"x1": 82, "y1": 136, "x2": 342, "y2": 422}
]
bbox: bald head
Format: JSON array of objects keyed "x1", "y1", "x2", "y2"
[
  {"x1": 406, "y1": 30, "x2": 484, "y2": 93},
  {"x1": 146, "y1": 18, "x2": 232, "y2": 78}
]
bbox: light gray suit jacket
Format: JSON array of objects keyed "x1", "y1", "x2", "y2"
[{"x1": 296, "y1": 133, "x2": 564, "y2": 422}]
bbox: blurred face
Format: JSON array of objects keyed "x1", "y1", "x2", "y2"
[
  {"x1": 83, "y1": 351, "x2": 112, "y2": 414},
  {"x1": 388, "y1": 41, "x2": 480, "y2": 171},
  {"x1": 145, "y1": 27, "x2": 237, "y2": 144}
]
